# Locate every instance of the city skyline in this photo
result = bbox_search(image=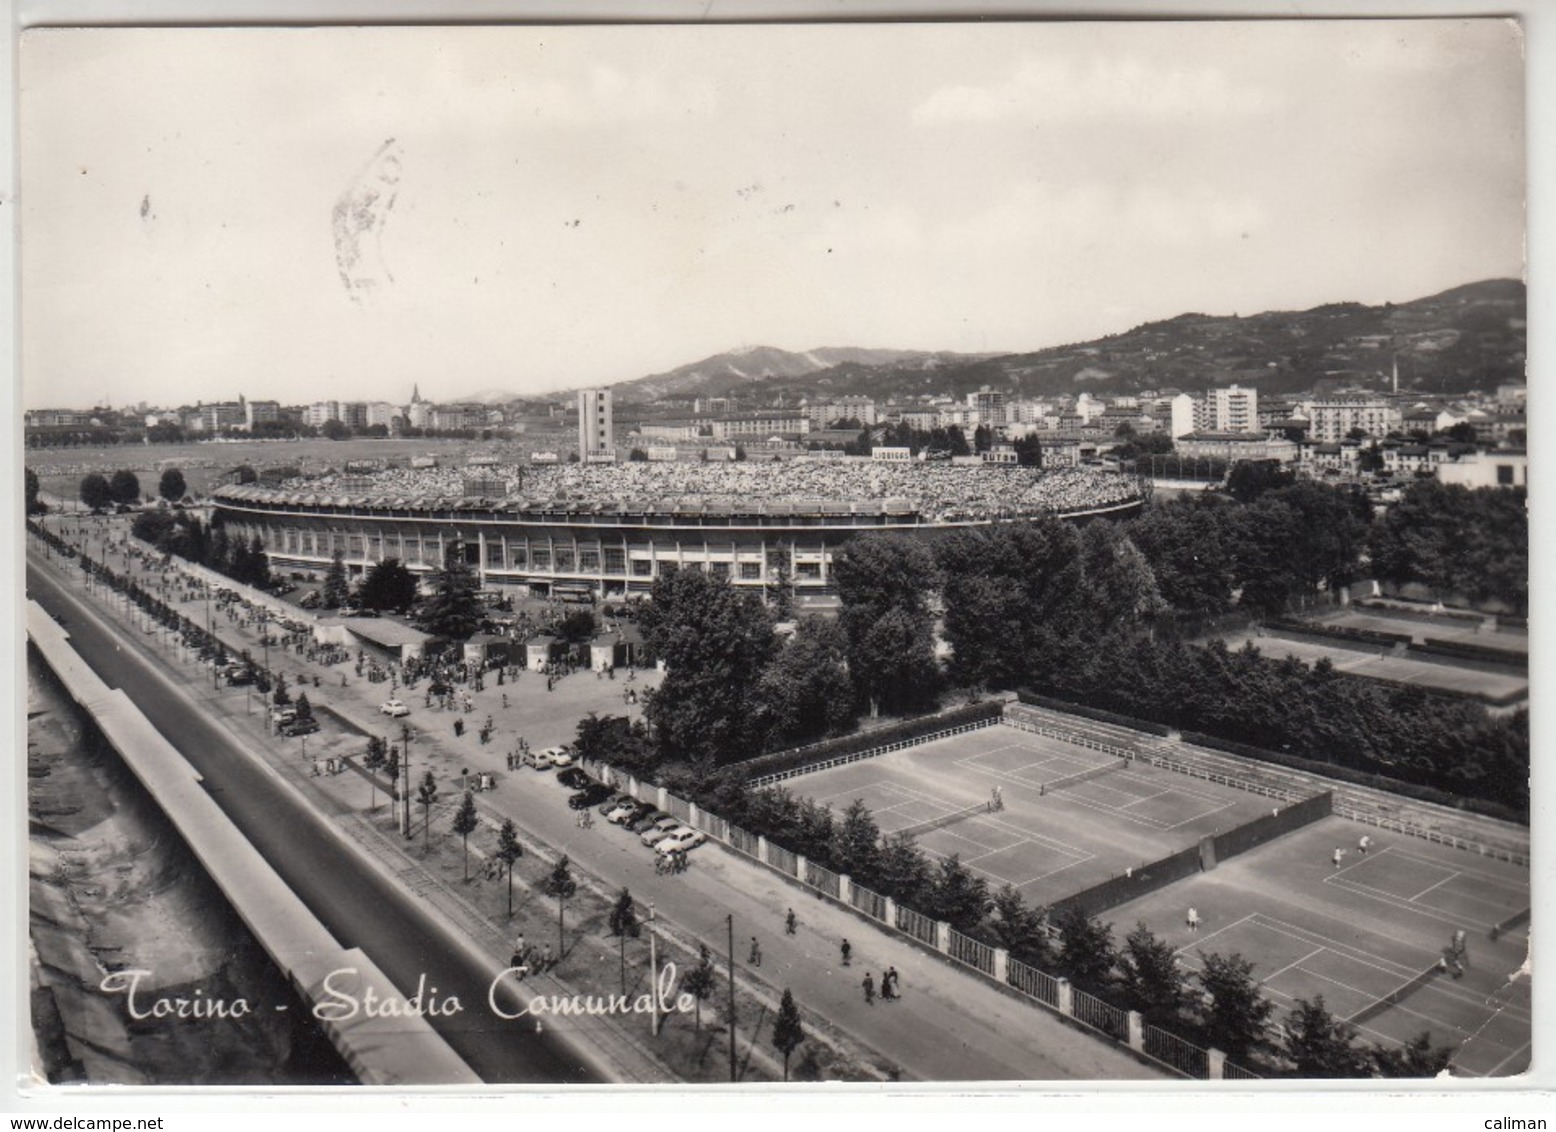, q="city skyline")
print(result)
[21,20,1524,411]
